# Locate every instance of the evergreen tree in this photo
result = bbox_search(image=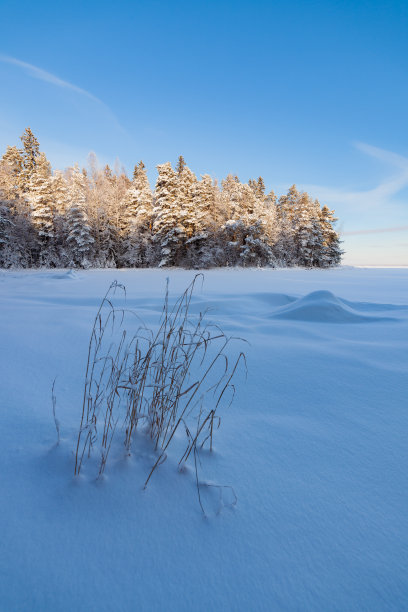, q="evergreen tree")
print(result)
[221,174,245,221]
[52,171,70,215]
[51,171,71,264]
[319,204,343,267]
[274,185,300,265]
[104,164,114,183]
[184,174,217,267]
[120,161,153,266]
[28,152,55,263]
[175,162,197,260]
[177,164,197,210]
[176,155,186,175]
[133,160,145,181]
[239,220,274,267]
[66,205,94,267]
[0,146,24,199]
[248,178,257,194]
[65,165,94,267]
[239,184,275,267]
[20,127,40,187]
[153,162,183,267]
[294,192,323,267]
[257,176,265,197]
